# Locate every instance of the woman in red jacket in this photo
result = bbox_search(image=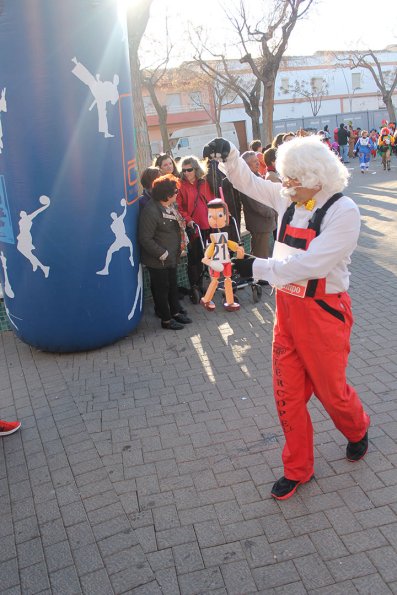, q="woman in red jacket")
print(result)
[177,156,214,303]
